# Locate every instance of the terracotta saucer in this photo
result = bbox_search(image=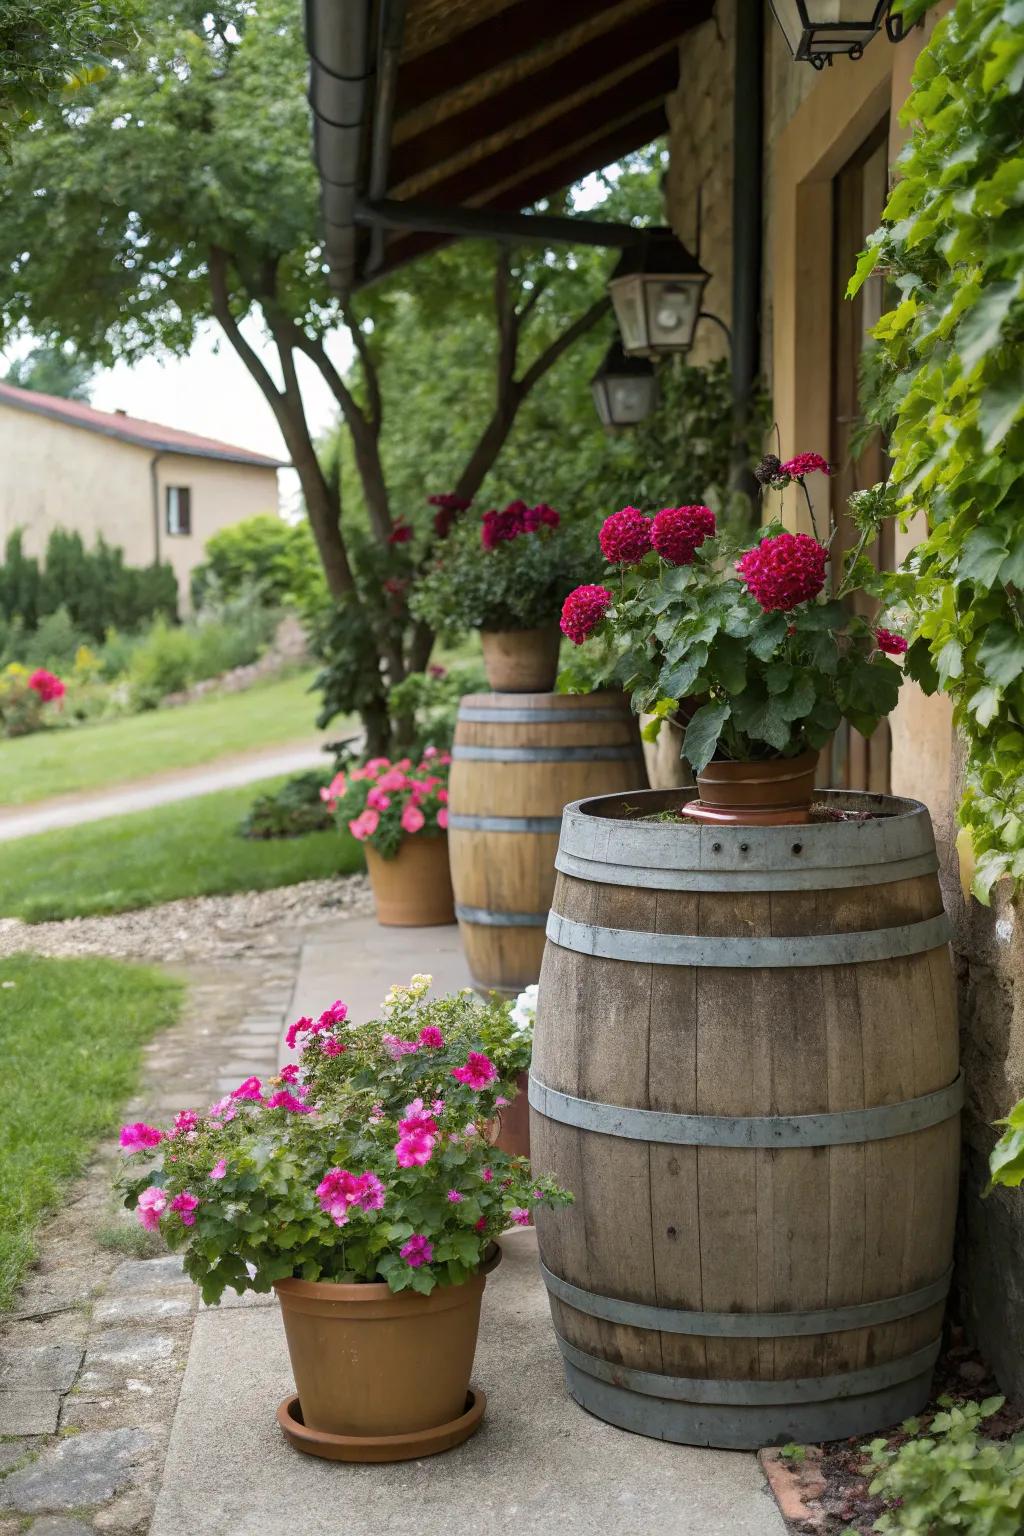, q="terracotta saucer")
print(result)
[678,801,813,826]
[276,1388,487,1462]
